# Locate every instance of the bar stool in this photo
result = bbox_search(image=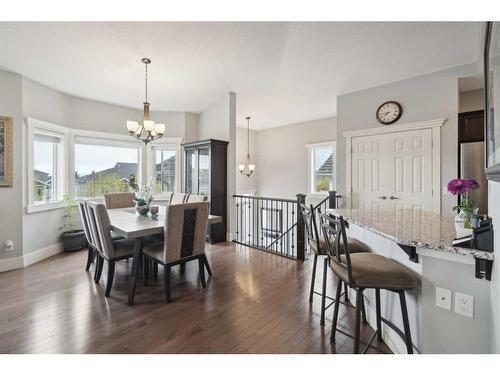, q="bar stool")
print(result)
[320,213,419,354]
[300,204,370,325]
